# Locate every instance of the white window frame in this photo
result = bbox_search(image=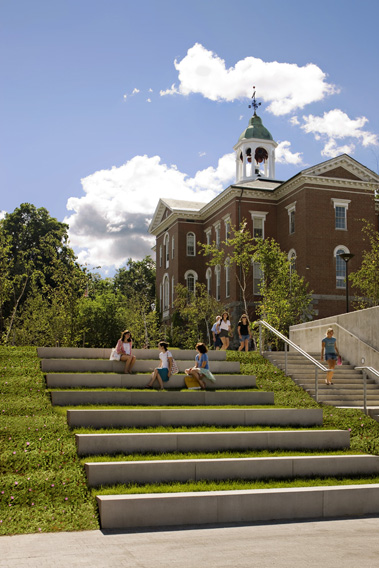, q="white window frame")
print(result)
[332,198,351,230]
[288,249,297,273]
[163,233,169,268]
[171,236,175,259]
[214,222,221,248]
[285,202,296,235]
[215,265,221,301]
[223,215,231,242]
[171,276,175,307]
[159,245,162,268]
[334,245,350,289]
[206,267,212,295]
[205,228,212,246]
[225,258,230,298]
[162,274,170,311]
[250,211,268,239]
[186,232,196,256]
[184,270,198,294]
